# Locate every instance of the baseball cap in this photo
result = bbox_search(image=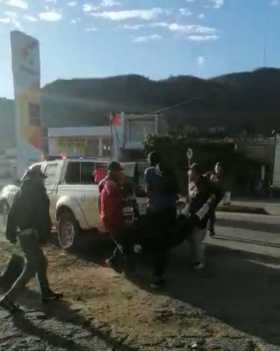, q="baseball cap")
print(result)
[108,161,123,172]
